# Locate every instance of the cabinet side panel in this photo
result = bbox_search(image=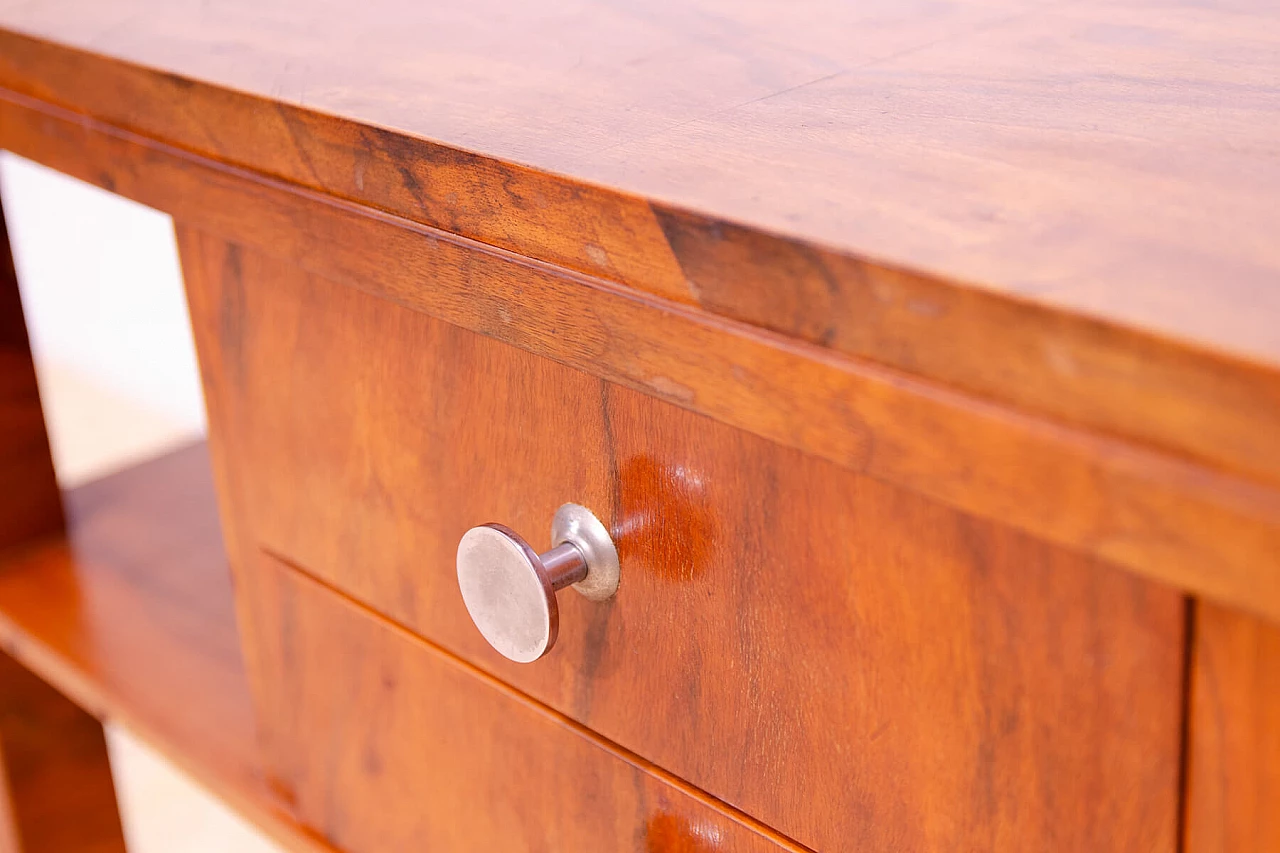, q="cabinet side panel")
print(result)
[1185,602,1280,853]
[0,192,61,550]
[173,224,277,738]
[0,653,127,853]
